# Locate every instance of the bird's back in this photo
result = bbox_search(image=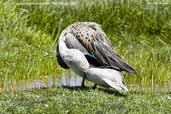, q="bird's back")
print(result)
[57,22,136,74]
